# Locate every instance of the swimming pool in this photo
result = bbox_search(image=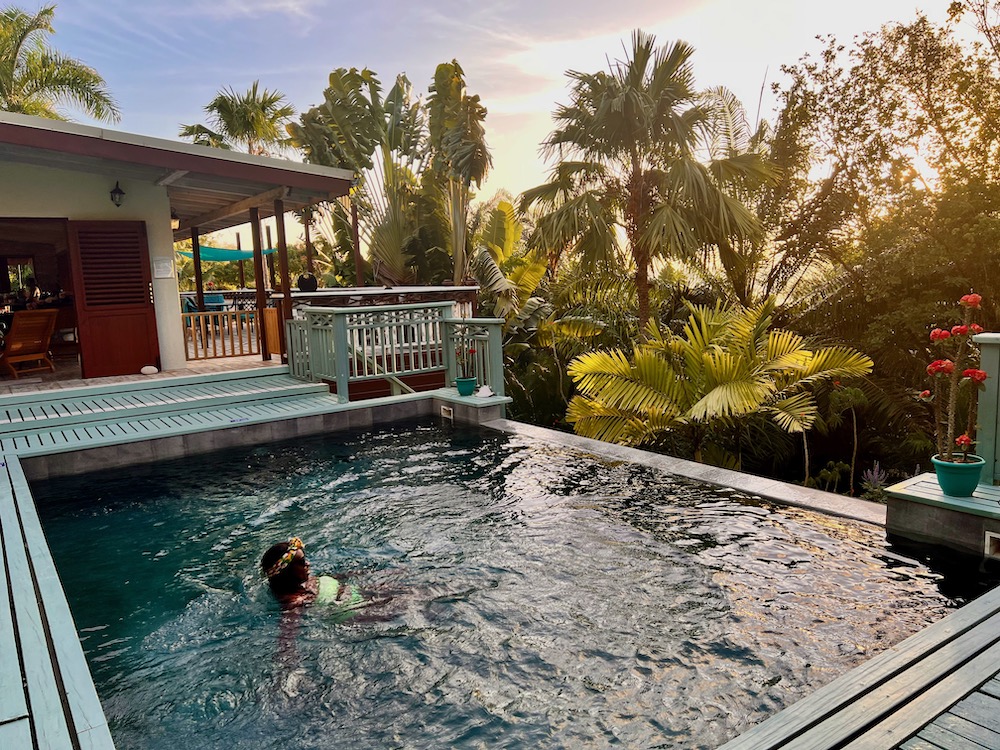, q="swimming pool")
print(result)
[35,421,955,749]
